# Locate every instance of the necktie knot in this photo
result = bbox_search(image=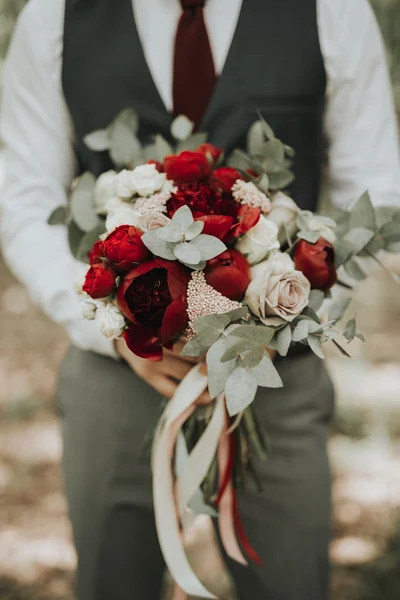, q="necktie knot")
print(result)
[181,0,205,9]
